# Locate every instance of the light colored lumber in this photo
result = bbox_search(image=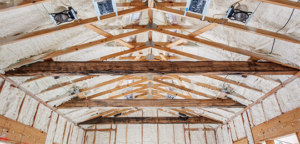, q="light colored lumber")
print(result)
[152,28,299,69]
[104,108,132,117]
[87,79,148,99]
[166,23,218,48]
[108,86,148,99]
[57,99,245,108]
[256,0,300,10]
[0,0,51,12]
[84,24,135,48]
[0,6,148,46]
[153,6,300,45]
[233,137,249,144]
[153,46,212,61]
[153,86,192,99]
[252,105,300,142]
[2,29,149,71]
[152,79,216,99]
[0,115,47,143]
